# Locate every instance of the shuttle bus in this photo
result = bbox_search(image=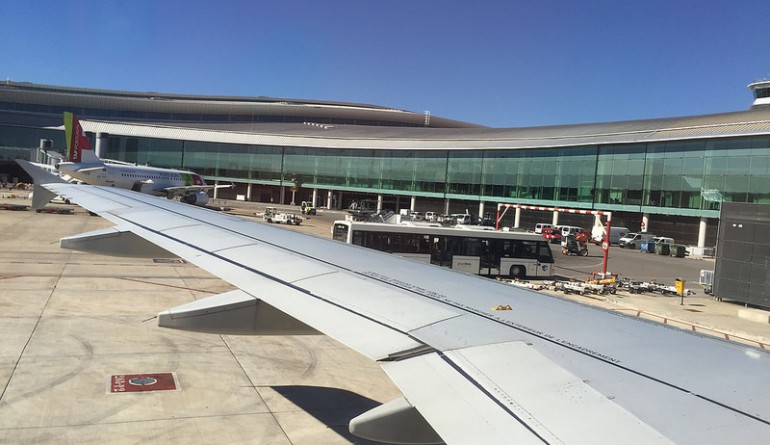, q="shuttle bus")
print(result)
[331,221,554,278]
